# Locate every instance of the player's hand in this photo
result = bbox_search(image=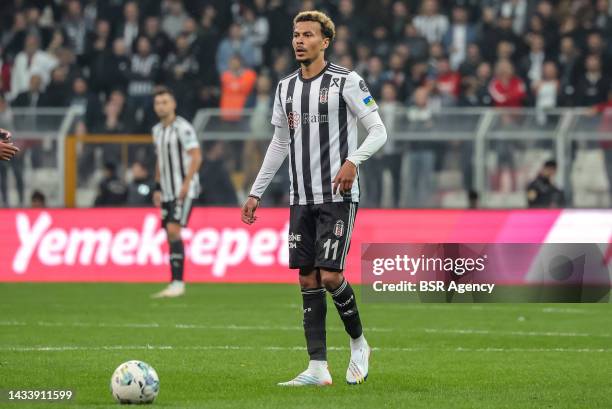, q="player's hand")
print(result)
[241,196,259,225]
[0,141,19,161]
[153,190,161,207]
[333,160,357,195]
[178,182,189,202]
